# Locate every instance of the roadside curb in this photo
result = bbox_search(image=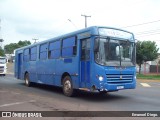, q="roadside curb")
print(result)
[137,79,160,82]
